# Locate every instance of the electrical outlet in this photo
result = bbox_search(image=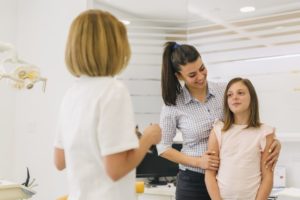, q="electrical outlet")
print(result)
[274,166,286,188]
